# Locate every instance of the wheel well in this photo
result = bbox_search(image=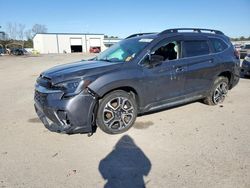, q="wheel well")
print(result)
[218,71,233,88]
[100,86,140,106]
